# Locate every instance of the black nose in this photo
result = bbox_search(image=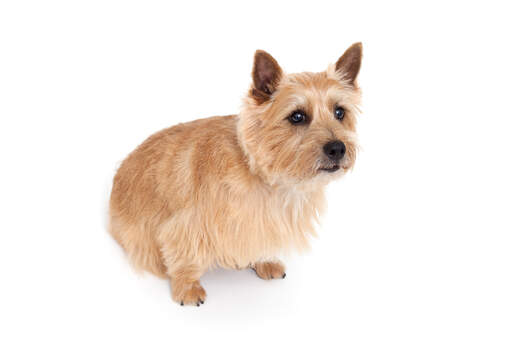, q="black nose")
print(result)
[323,140,346,162]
